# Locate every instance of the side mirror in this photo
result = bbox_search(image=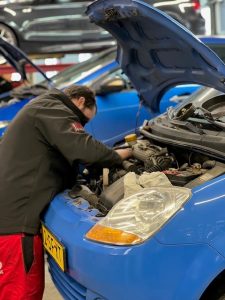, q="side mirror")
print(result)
[95,76,126,95]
